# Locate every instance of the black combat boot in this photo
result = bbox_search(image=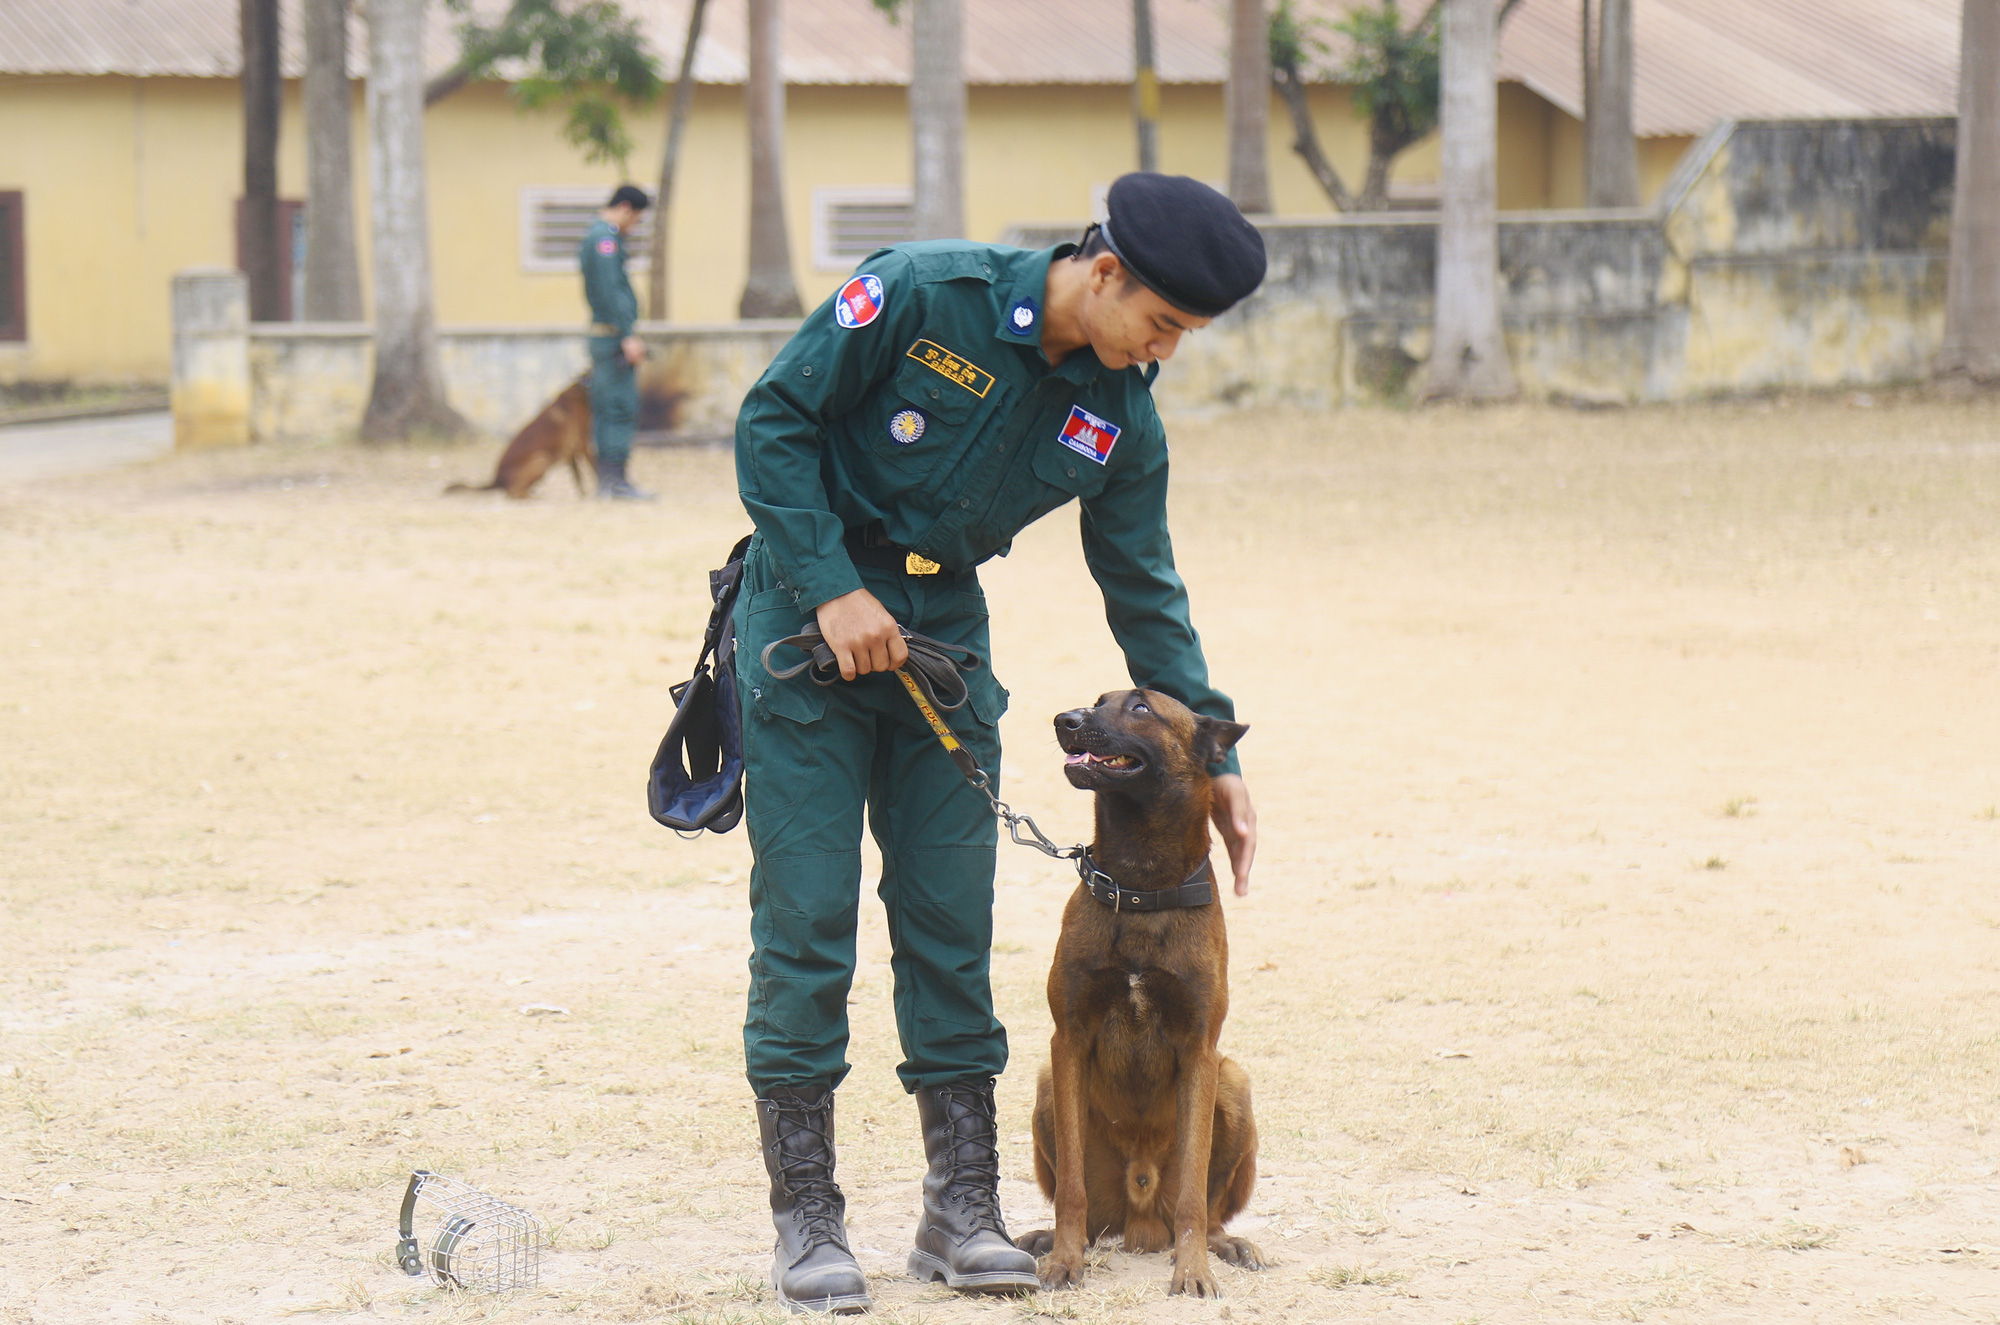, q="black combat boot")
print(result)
[594,453,656,500]
[756,1085,872,1315]
[907,1077,1039,1294]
